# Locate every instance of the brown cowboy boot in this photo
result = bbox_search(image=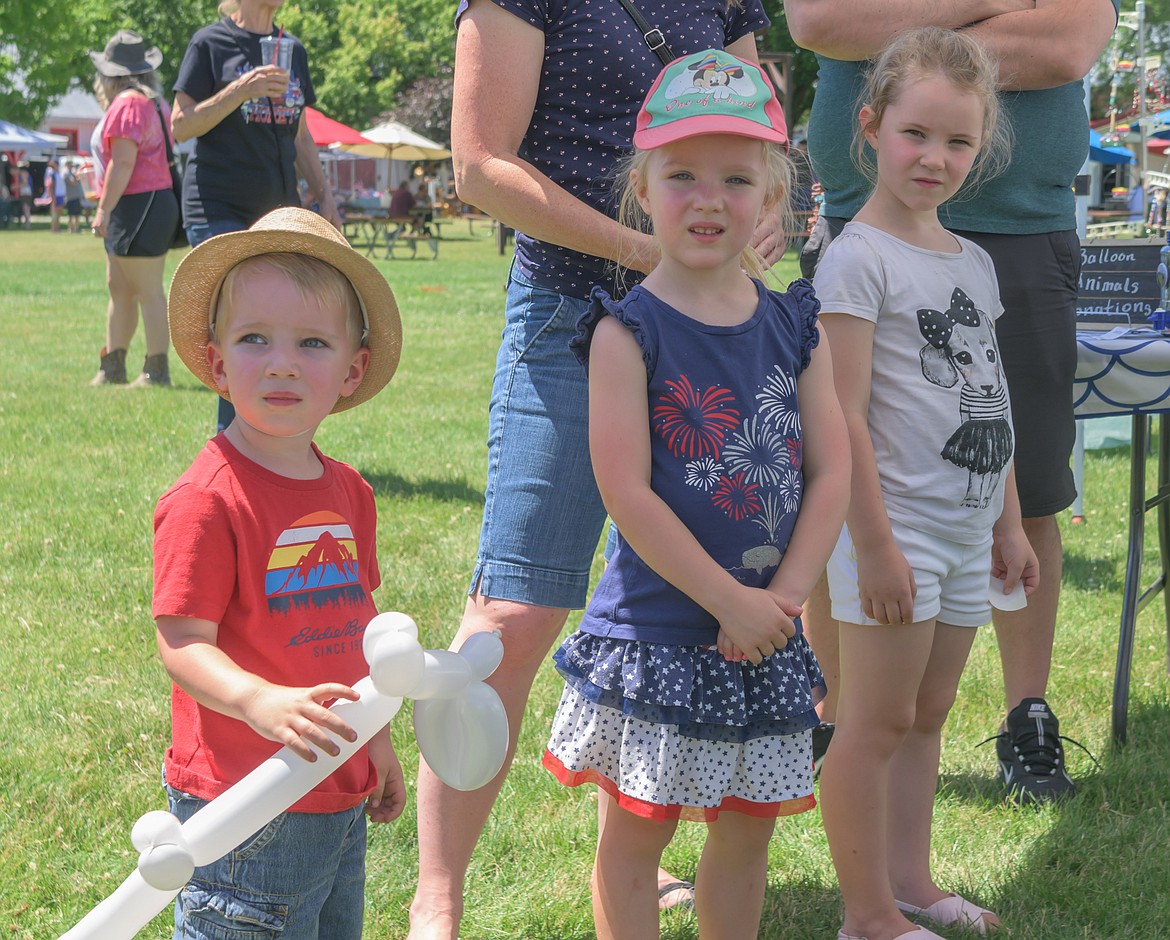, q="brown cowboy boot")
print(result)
[90,347,127,386]
[129,353,171,387]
